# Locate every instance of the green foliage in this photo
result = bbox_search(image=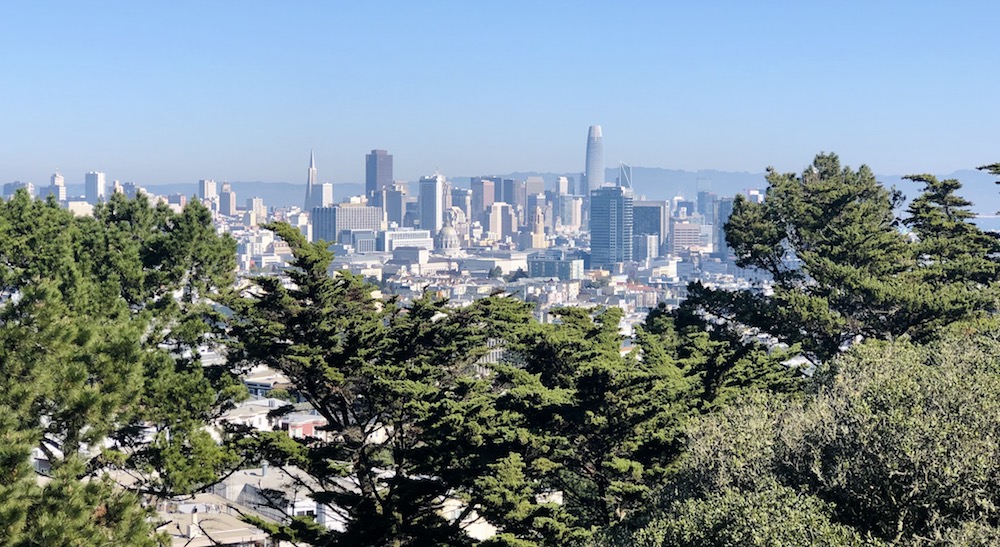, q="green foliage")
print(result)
[685,153,1000,363]
[779,335,1000,543]
[483,305,698,536]
[20,459,166,547]
[504,267,528,283]
[686,154,912,361]
[227,223,709,545]
[0,191,241,542]
[620,330,1000,546]
[228,222,519,545]
[631,483,879,547]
